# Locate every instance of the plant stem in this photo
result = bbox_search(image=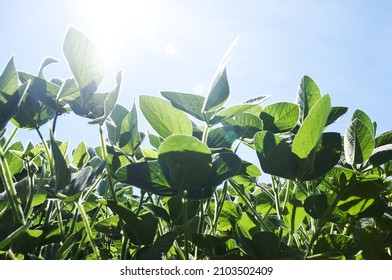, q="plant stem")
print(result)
[75,200,101,259]
[182,196,189,260]
[99,124,117,202]
[0,145,25,223]
[3,126,19,152]
[35,127,54,174]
